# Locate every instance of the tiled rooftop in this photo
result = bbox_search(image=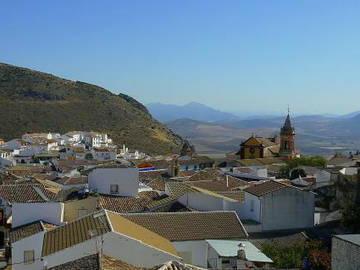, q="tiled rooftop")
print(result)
[121,211,248,241]
[244,180,294,197]
[0,184,57,203]
[42,211,111,256]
